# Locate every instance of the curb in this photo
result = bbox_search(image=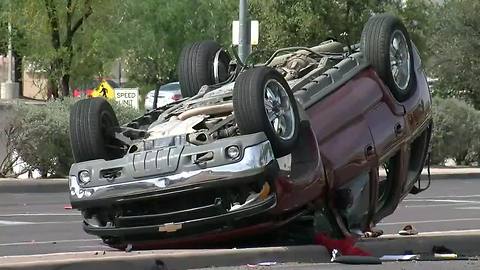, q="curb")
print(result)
[359,229,480,257]
[1,231,479,270]
[0,246,330,270]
